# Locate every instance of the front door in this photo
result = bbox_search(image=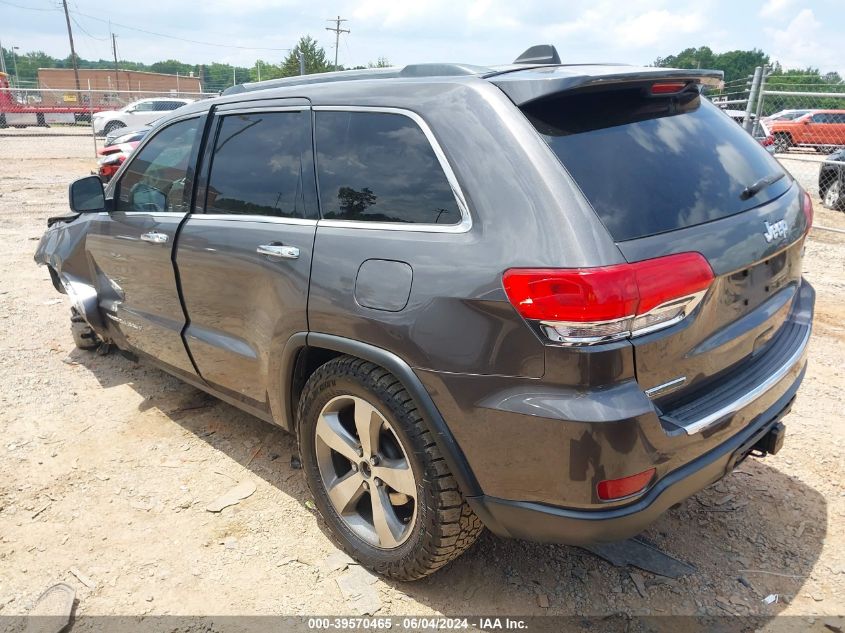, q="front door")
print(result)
[85,115,203,375]
[176,103,317,414]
